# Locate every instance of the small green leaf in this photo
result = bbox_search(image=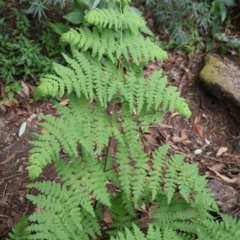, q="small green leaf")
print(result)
[75,0,92,9]
[206,39,215,52]
[63,11,84,24]
[91,0,100,9]
[0,18,5,24]
[227,39,240,48]
[49,23,70,35]
[220,4,227,22]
